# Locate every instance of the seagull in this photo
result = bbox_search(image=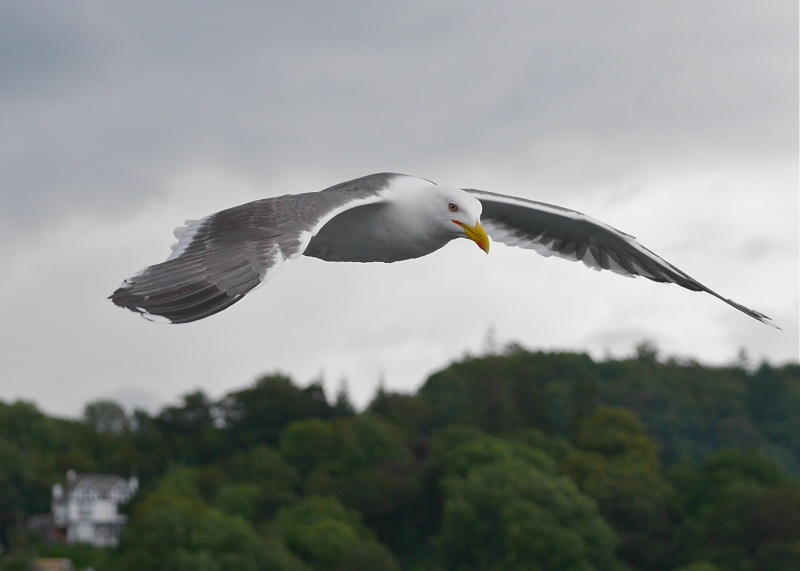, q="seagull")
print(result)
[110,172,776,327]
